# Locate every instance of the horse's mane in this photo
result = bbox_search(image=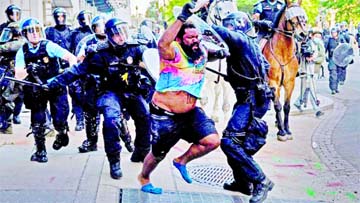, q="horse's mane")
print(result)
[273,5,287,28]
